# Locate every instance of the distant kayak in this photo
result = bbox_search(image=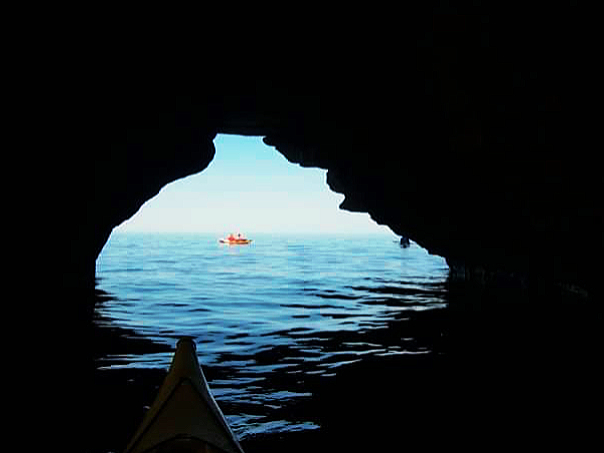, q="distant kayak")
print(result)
[124,338,245,453]
[219,238,252,245]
